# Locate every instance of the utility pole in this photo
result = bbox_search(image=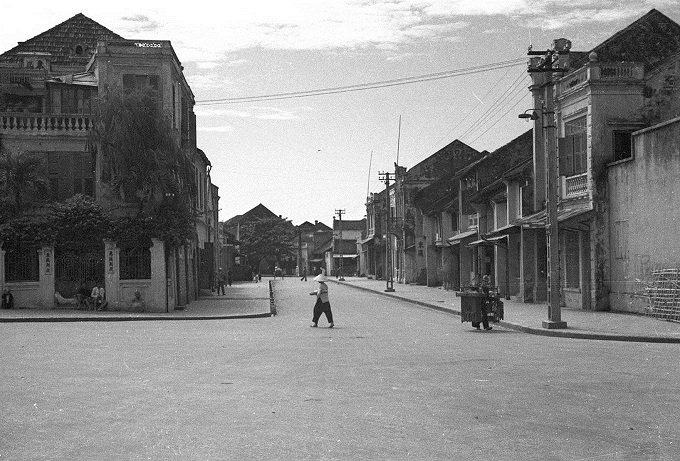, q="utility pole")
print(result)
[379,171,396,292]
[528,39,570,329]
[297,227,302,277]
[334,209,346,281]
